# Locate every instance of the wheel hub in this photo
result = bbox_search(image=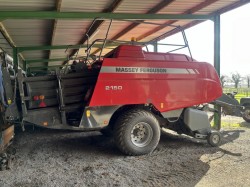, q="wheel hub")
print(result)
[131,122,153,147]
[212,134,220,144]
